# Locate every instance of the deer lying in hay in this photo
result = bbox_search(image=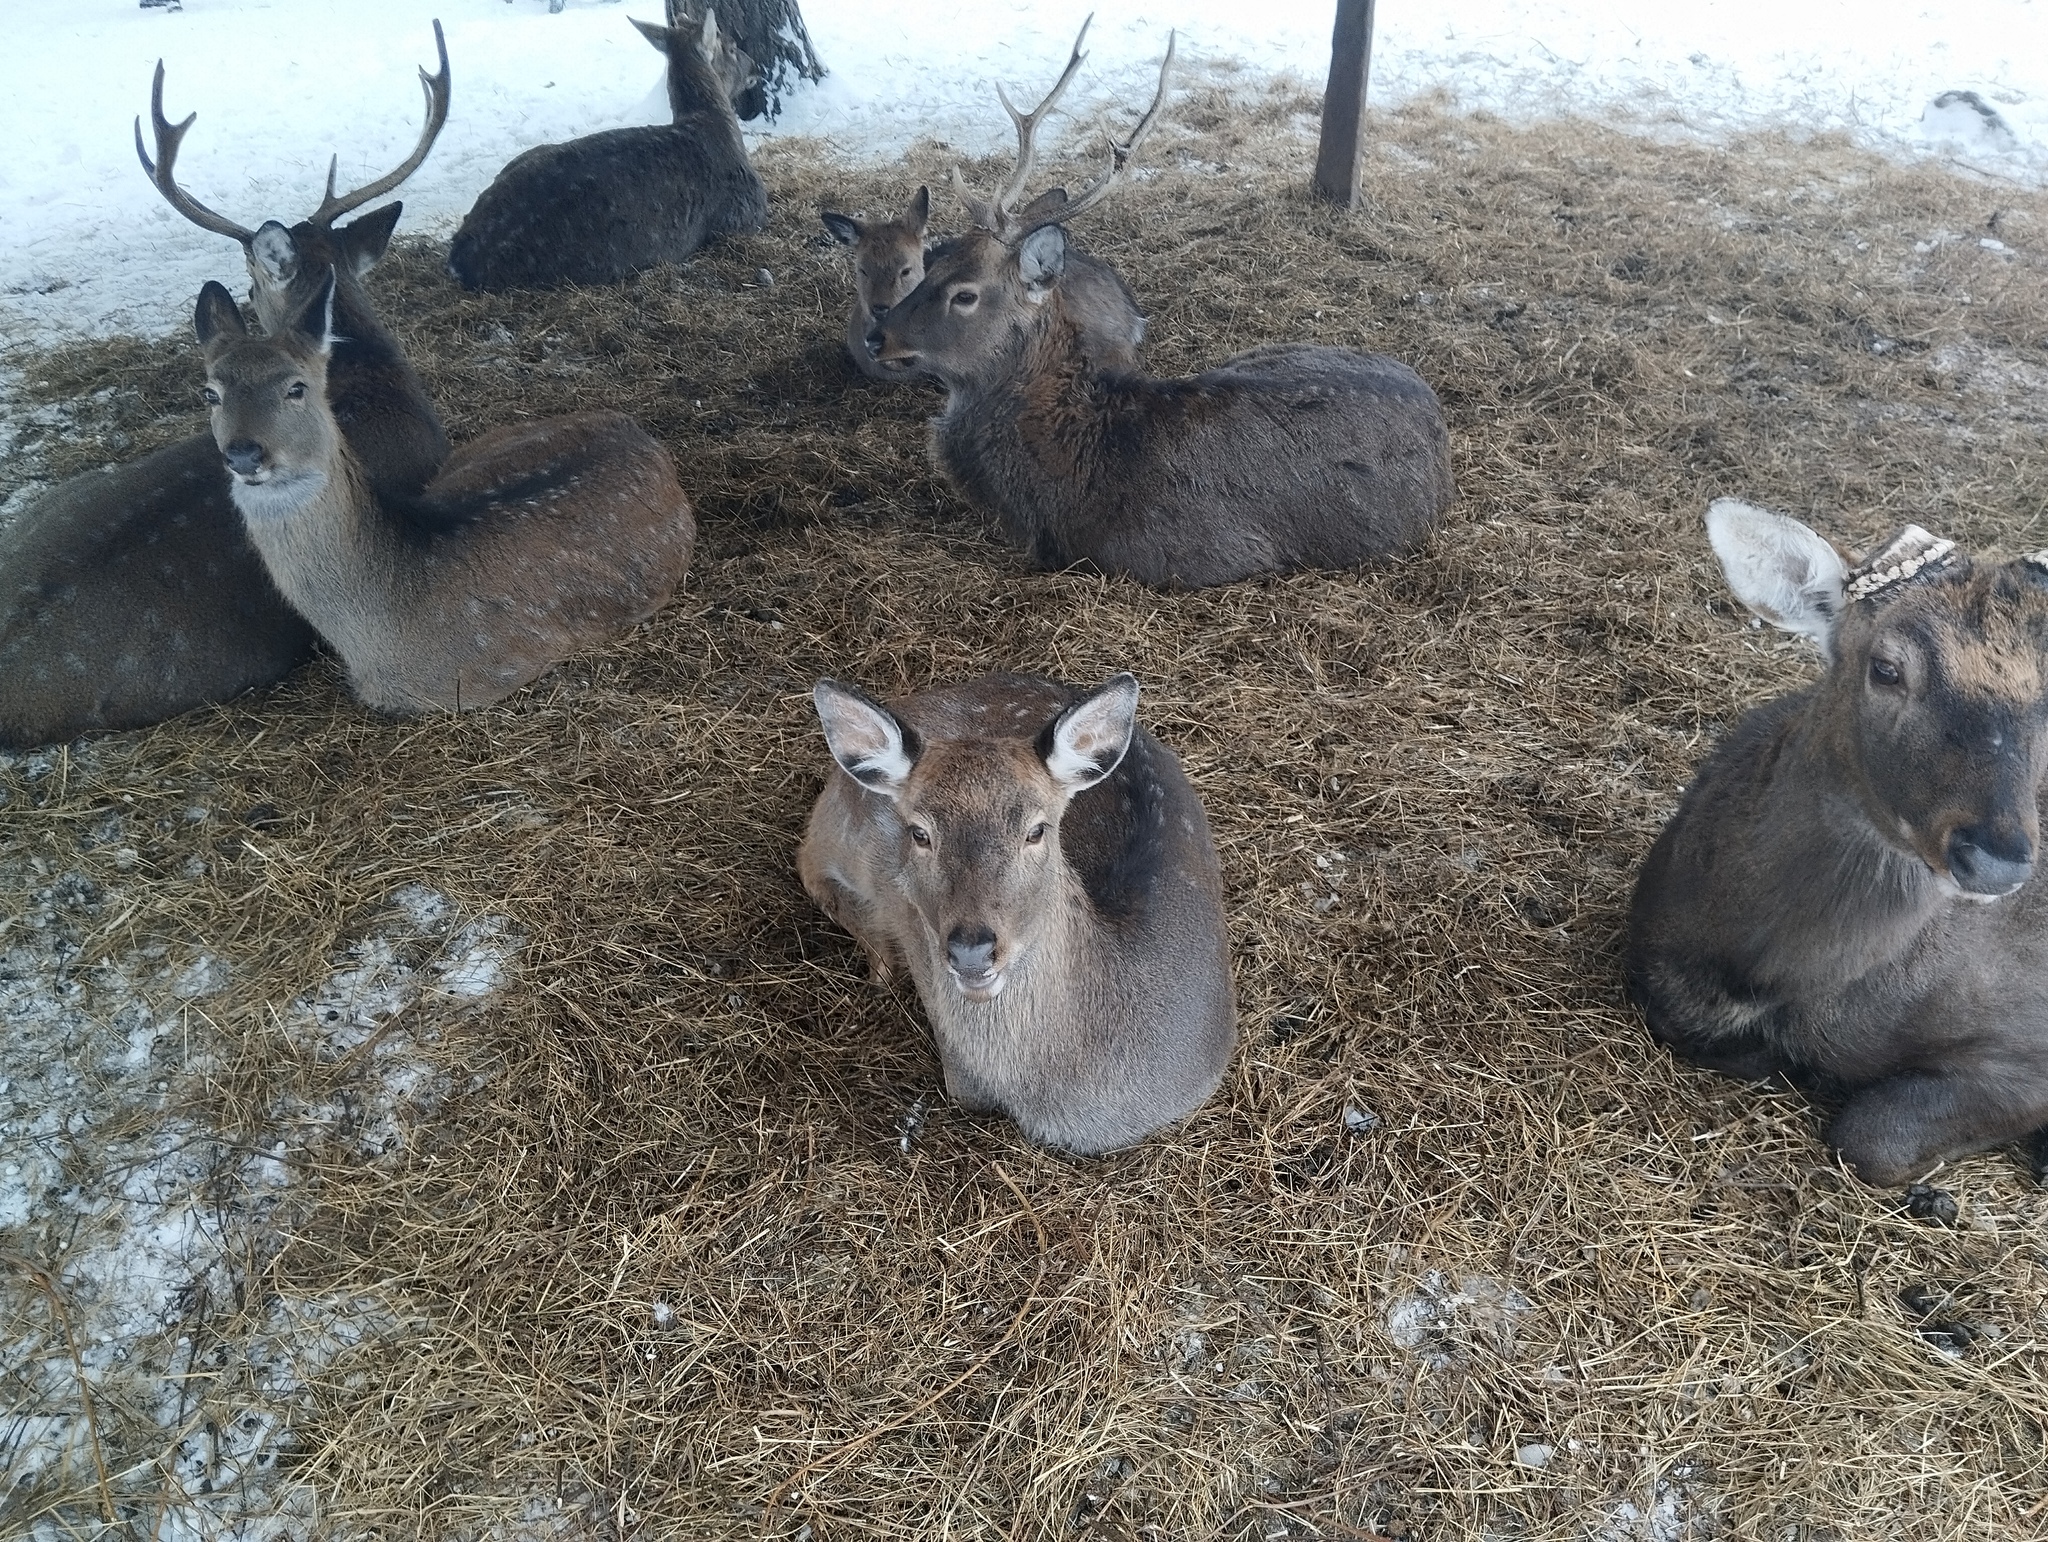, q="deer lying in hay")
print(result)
[195,273,694,714]
[873,35,1454,588]
[448,9,767,291]
[798,671,1235,1153]
[0,27,452,750]
[821,19,1148,383]
[1629,500,2048,1186]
